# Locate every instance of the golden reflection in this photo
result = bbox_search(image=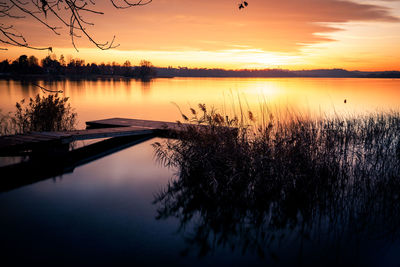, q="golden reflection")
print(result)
[1,78,400,129]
